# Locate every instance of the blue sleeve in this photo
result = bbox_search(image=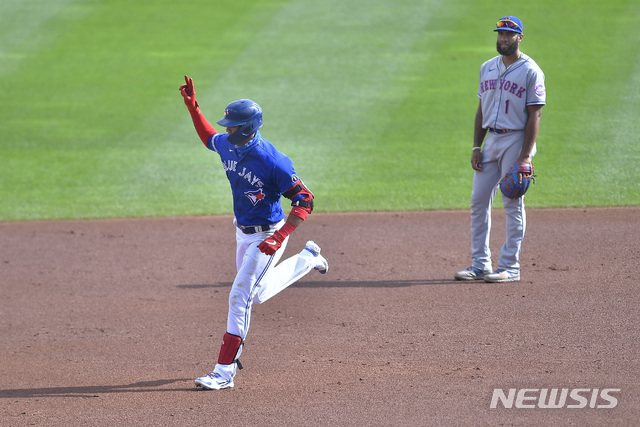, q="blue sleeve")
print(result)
[273,155,300,196]
[207,133,225,153]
